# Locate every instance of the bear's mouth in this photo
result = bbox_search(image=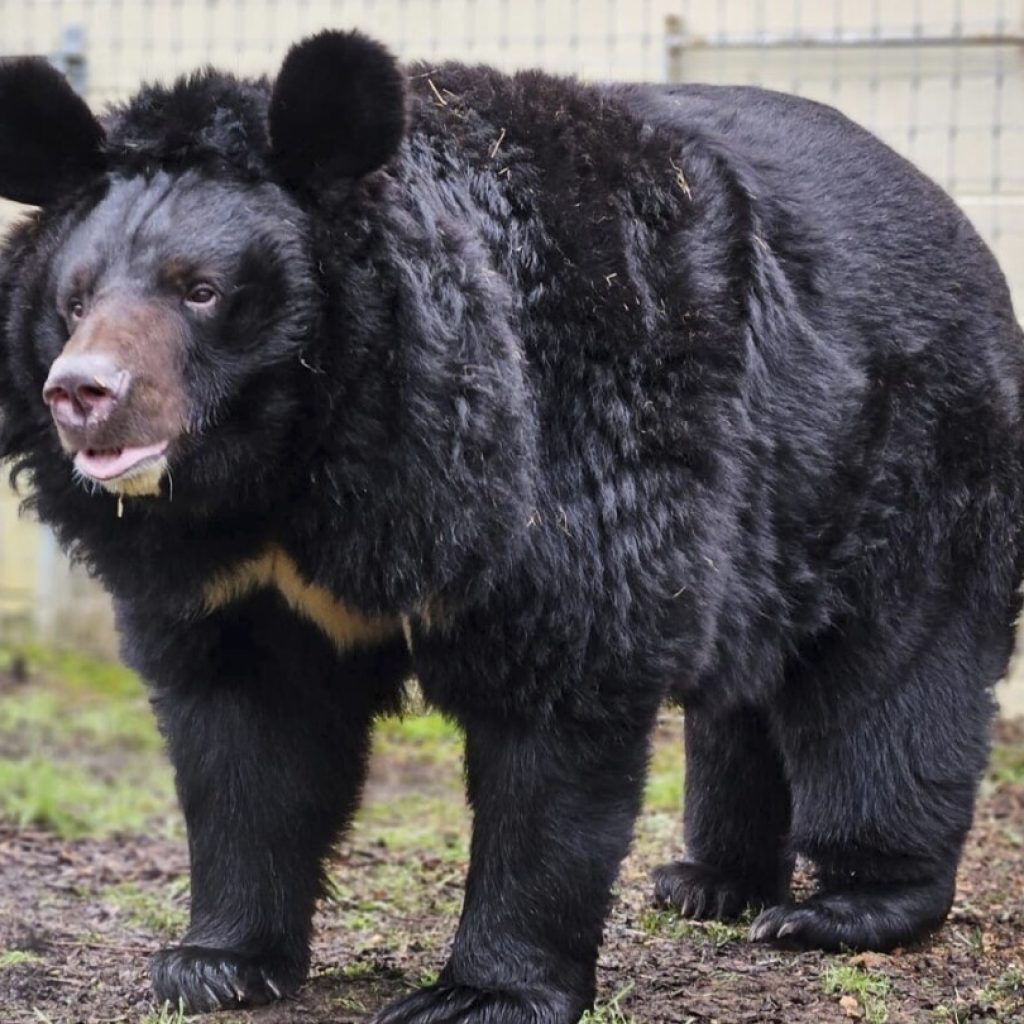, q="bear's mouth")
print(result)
[73,441,169,484]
